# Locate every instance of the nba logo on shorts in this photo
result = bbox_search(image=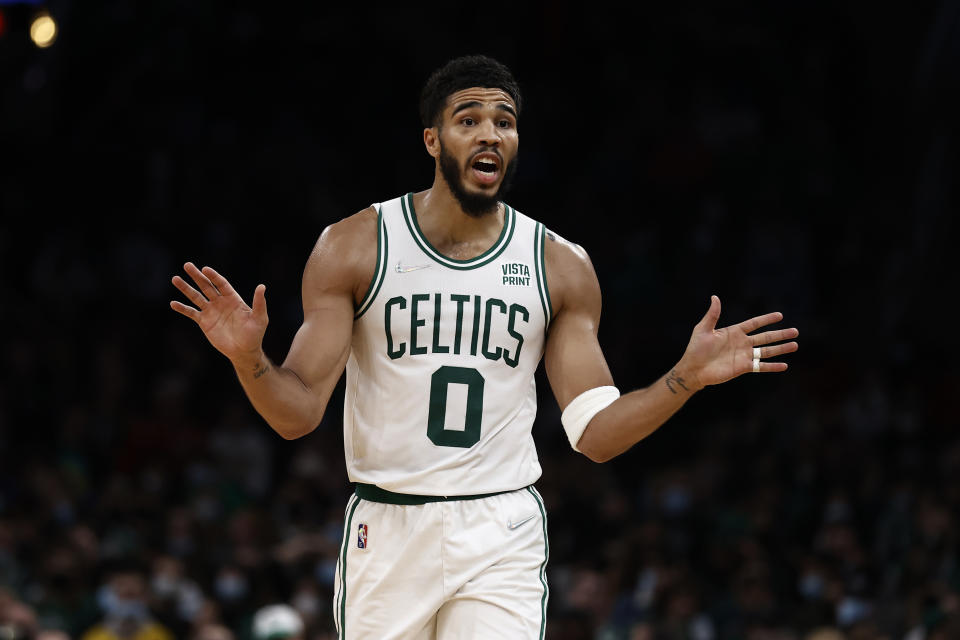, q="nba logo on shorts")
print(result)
[358,523,368,549]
